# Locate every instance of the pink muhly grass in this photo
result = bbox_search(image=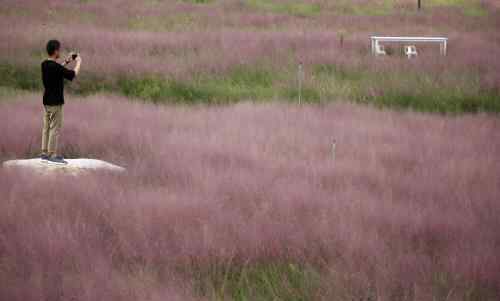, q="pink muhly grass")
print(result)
[0,0,499,90]
[1,93,499,299]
